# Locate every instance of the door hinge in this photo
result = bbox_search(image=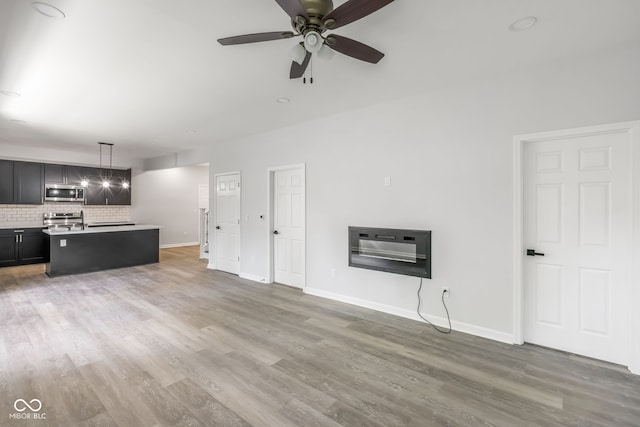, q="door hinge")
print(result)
[238,219,240,224]
[237,256,240,261]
